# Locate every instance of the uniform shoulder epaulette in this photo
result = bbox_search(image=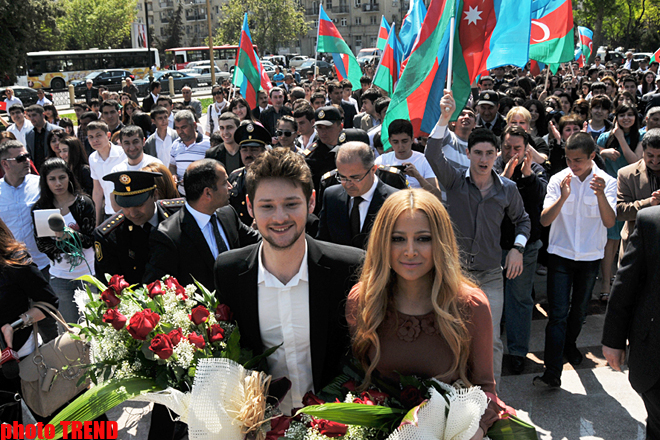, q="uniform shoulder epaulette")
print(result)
[97,212,125,236]
[321,169,337,182]
[302,142,319,157]
[377,165,403,175]
[158,198,186,218]
[229,167,245,181]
